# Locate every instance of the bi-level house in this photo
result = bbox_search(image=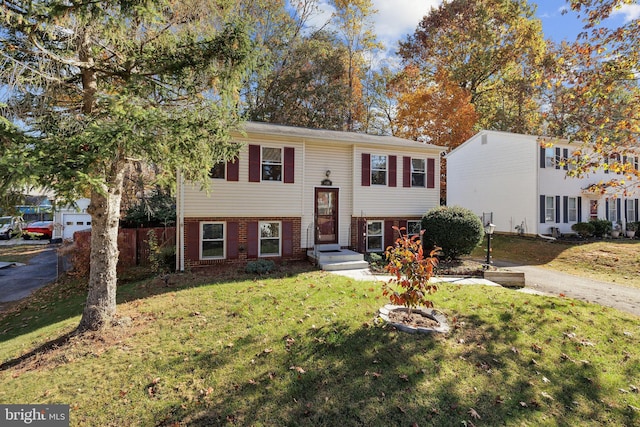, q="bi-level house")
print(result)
[175,122,446,270]
[446,130,640,236]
